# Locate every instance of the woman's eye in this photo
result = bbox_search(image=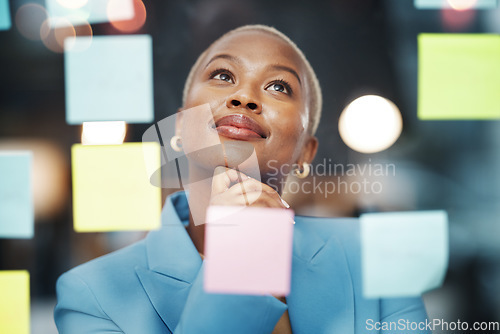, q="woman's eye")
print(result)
[213,73,233,83]
[271,83,286,93]
[267,81,291,95]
